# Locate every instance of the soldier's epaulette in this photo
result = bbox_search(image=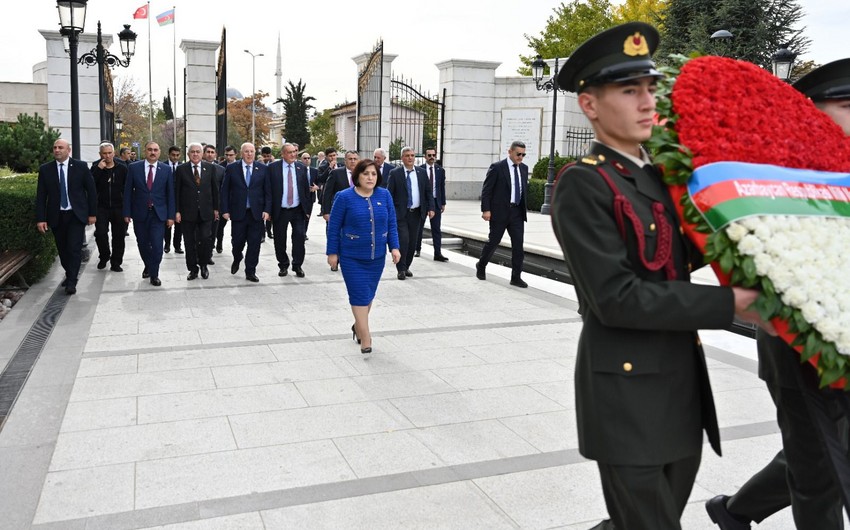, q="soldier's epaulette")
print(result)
[580,155,600,166]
